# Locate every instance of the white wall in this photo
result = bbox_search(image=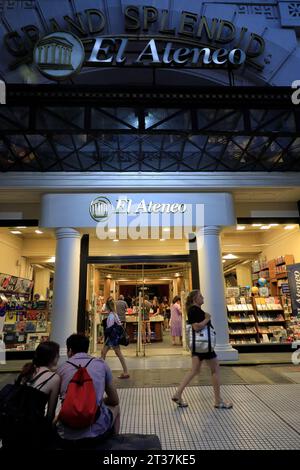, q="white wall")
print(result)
[260,228,300,263]
[0,232,32,278]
